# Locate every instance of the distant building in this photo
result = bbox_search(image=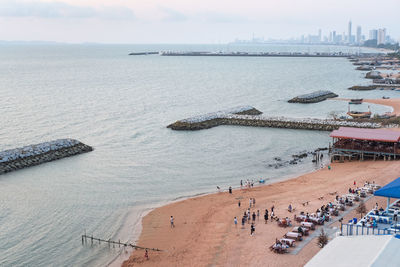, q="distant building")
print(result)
[356,26,362,44]
[369,29,378,40]
[377,28,386,45]
[348,20,352,43]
